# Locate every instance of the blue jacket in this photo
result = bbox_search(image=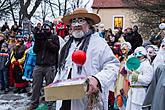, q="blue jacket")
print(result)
[24,46,36,68]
